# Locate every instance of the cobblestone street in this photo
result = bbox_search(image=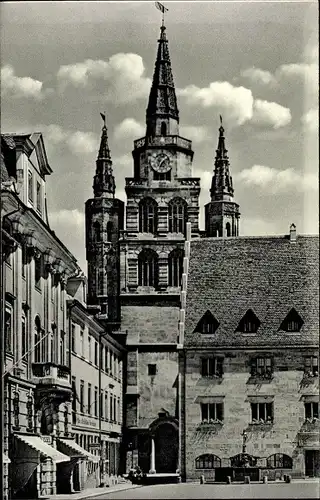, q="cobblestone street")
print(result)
[89,480,320,499]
